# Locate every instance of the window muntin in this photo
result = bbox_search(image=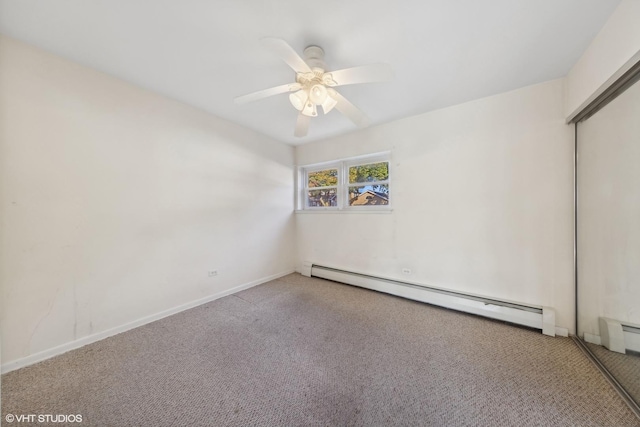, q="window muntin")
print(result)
[300,154,390,210]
